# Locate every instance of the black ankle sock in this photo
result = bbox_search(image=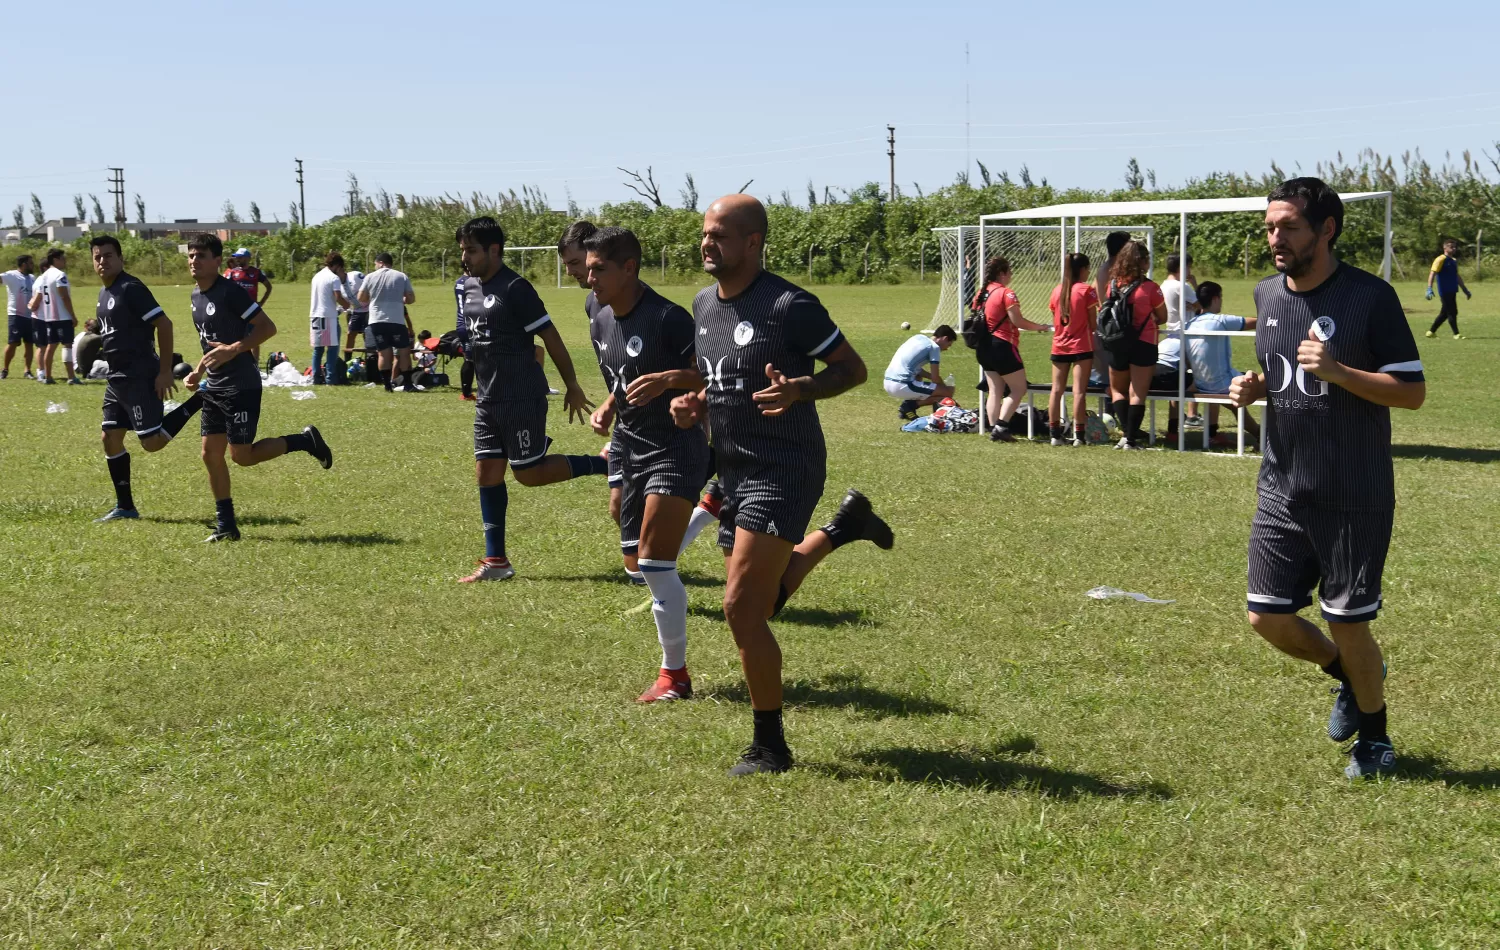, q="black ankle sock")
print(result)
[215,497,236,533]
[1322,657,1348,683]
[564,454,608,478]
[162,391,202,438]
[1127,403,1146,443]
[752,707,787,751]
[283,432,313,454]
[1074,423,1086,441]
[1049,424,1064,440]
[1111,398,1128,428]
[106,451,134,510]
[1358,704,1388,743]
